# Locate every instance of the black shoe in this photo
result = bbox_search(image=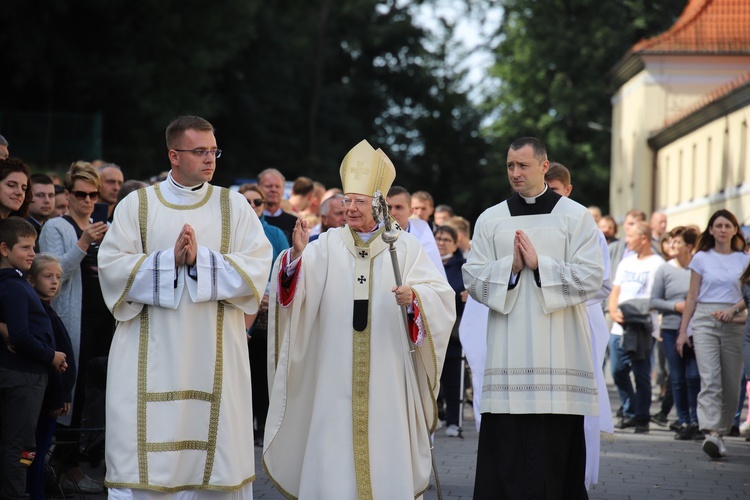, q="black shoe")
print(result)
[650,412,668,426]
[693,426,705,441]
[616,406,624,418]
[729,425,740,437]
[635,422,650,434]
[674,423,694,440]
[669,420,681,431]
[616,416,637,429]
